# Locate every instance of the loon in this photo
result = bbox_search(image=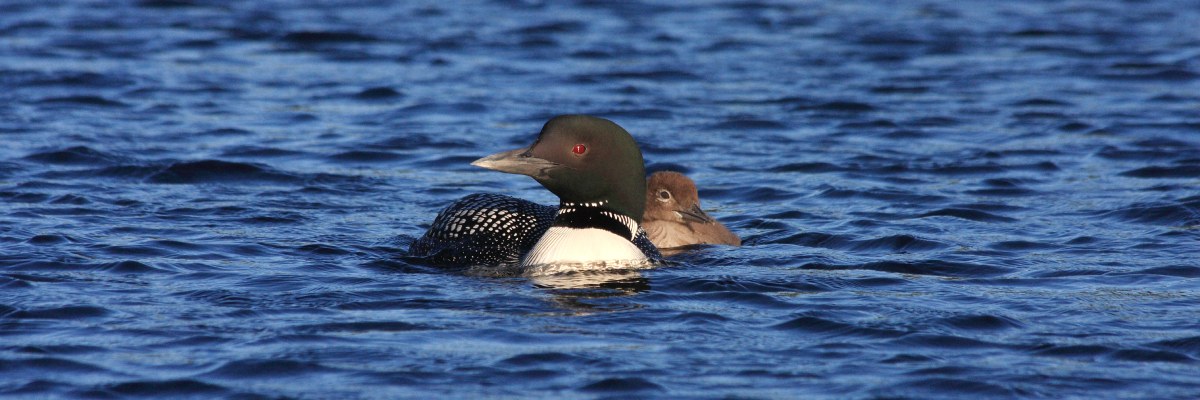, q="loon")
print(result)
[408,115,661,267]
[643,171,741,249]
